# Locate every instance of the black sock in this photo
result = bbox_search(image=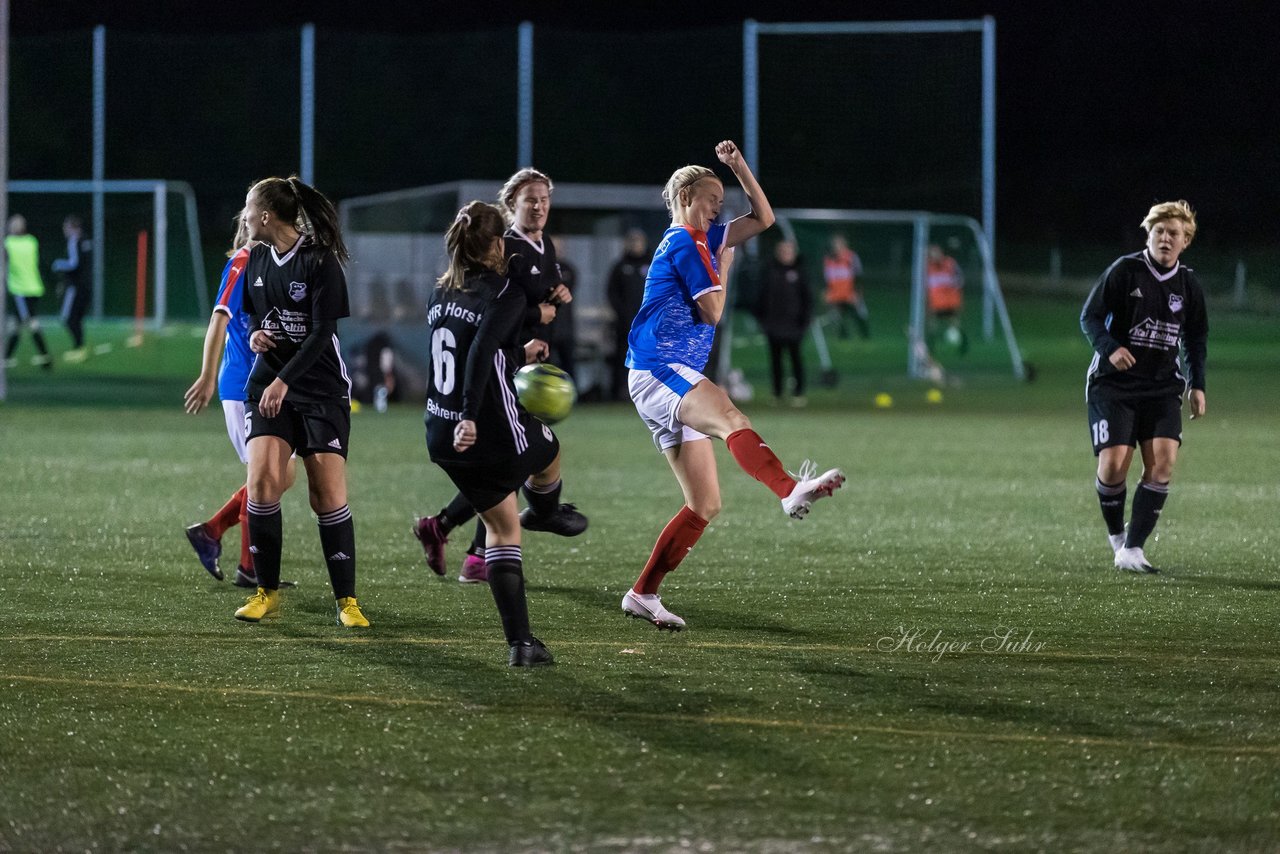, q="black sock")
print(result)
[246,499,282,591]
[438,492,475,536]
[522,478,563,517]
[1095,477,1127,536]
[486,545,531,644]
[32,329,49,357]
[1126,481,1169,550]
[5,332,17,358]
[469,519,488,555]
[317,505,356,599]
